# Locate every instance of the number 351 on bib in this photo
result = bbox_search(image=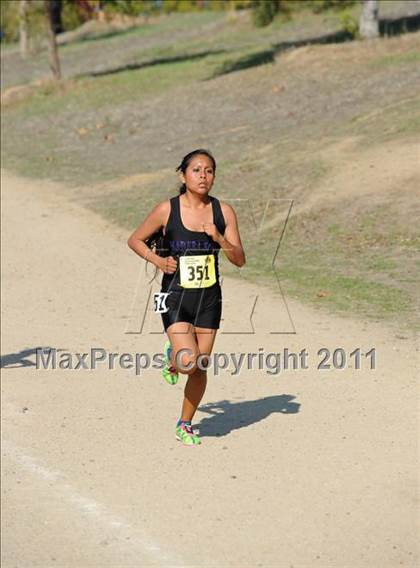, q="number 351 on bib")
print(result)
[179,254,216,289]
